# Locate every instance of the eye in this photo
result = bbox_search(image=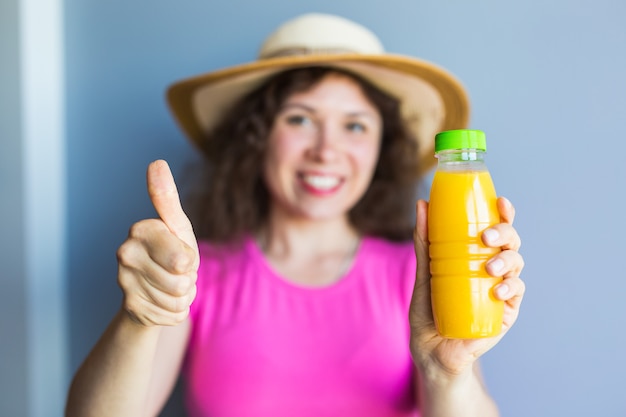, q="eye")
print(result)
[285,114,311,126]
[346,122,366,133]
